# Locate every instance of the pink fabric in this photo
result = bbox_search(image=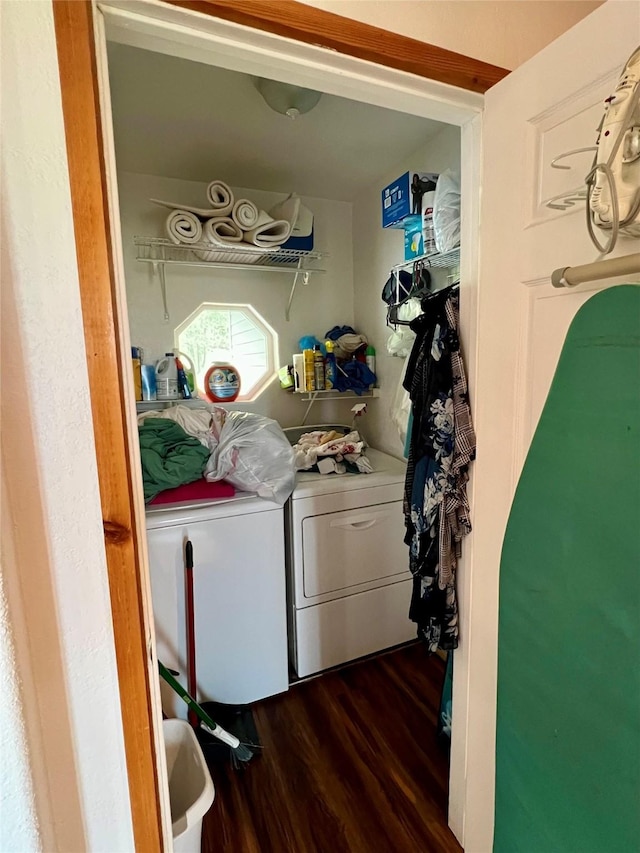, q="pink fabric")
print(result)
[149,478,235,505]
